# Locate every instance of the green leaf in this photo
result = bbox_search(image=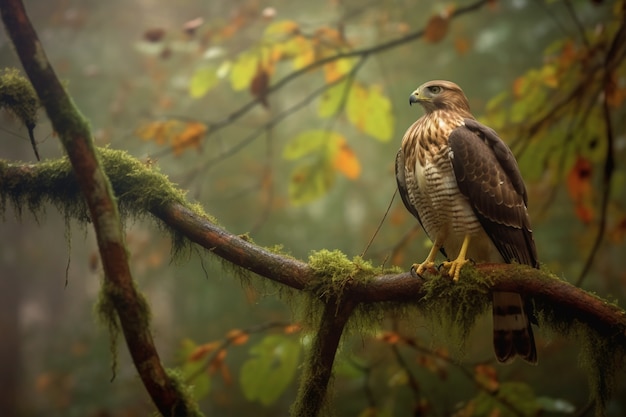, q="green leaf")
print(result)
[318,80,349,118]
[282,130,342,160]
[288,161,336,205]
[473,382,540,417]
[189,66,219,98]
[535,396,576,413]
[363,86,394,142]
[239,335,301,405]
[178,339,211,401]
[230,51,259,91]
[347,83,394,142]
